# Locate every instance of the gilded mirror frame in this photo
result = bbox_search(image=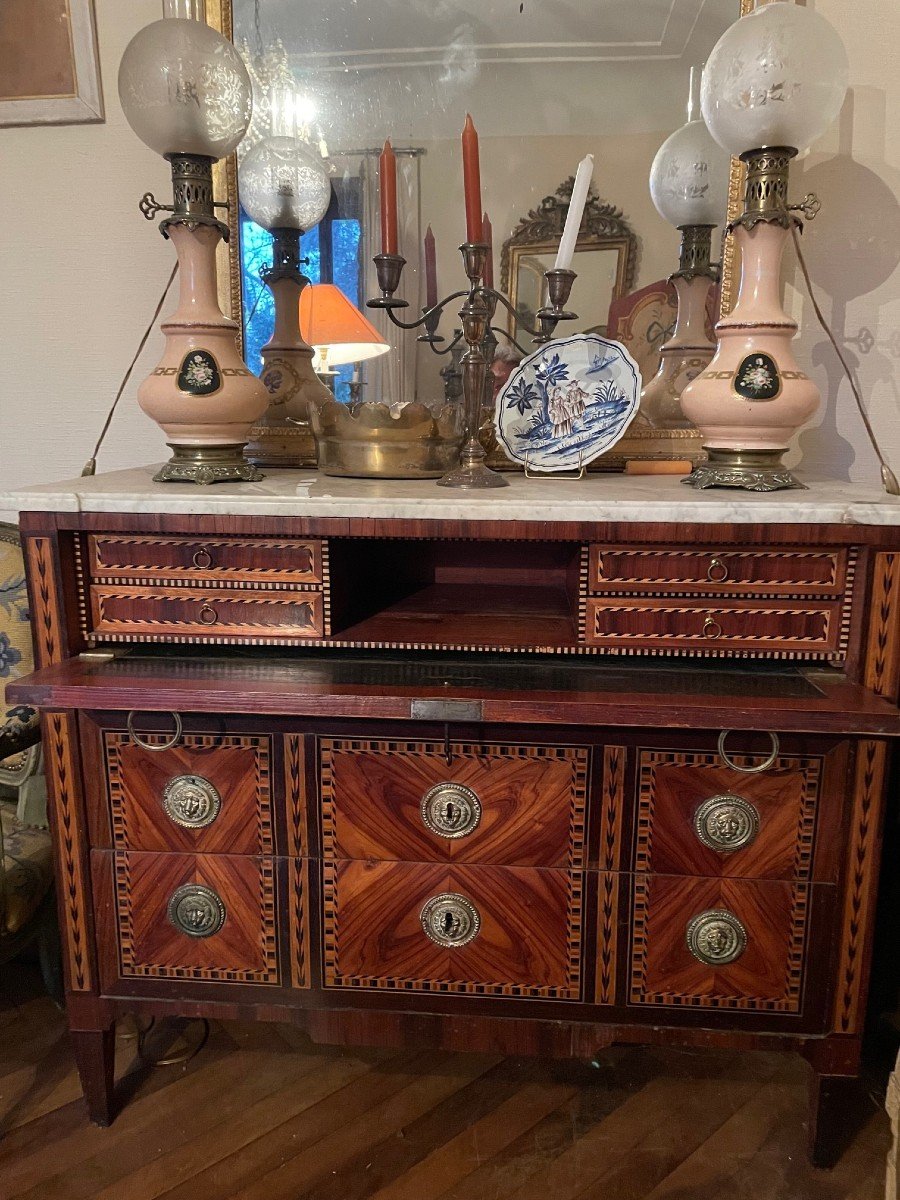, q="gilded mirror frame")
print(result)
[214,0,753,336]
